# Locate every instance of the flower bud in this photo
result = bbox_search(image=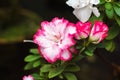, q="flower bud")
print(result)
[75,22,91,39]
[89,21,109,44]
